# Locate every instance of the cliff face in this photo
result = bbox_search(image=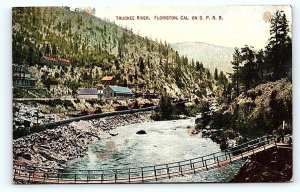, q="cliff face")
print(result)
[12,7,213,98]
[230,147,292,182]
